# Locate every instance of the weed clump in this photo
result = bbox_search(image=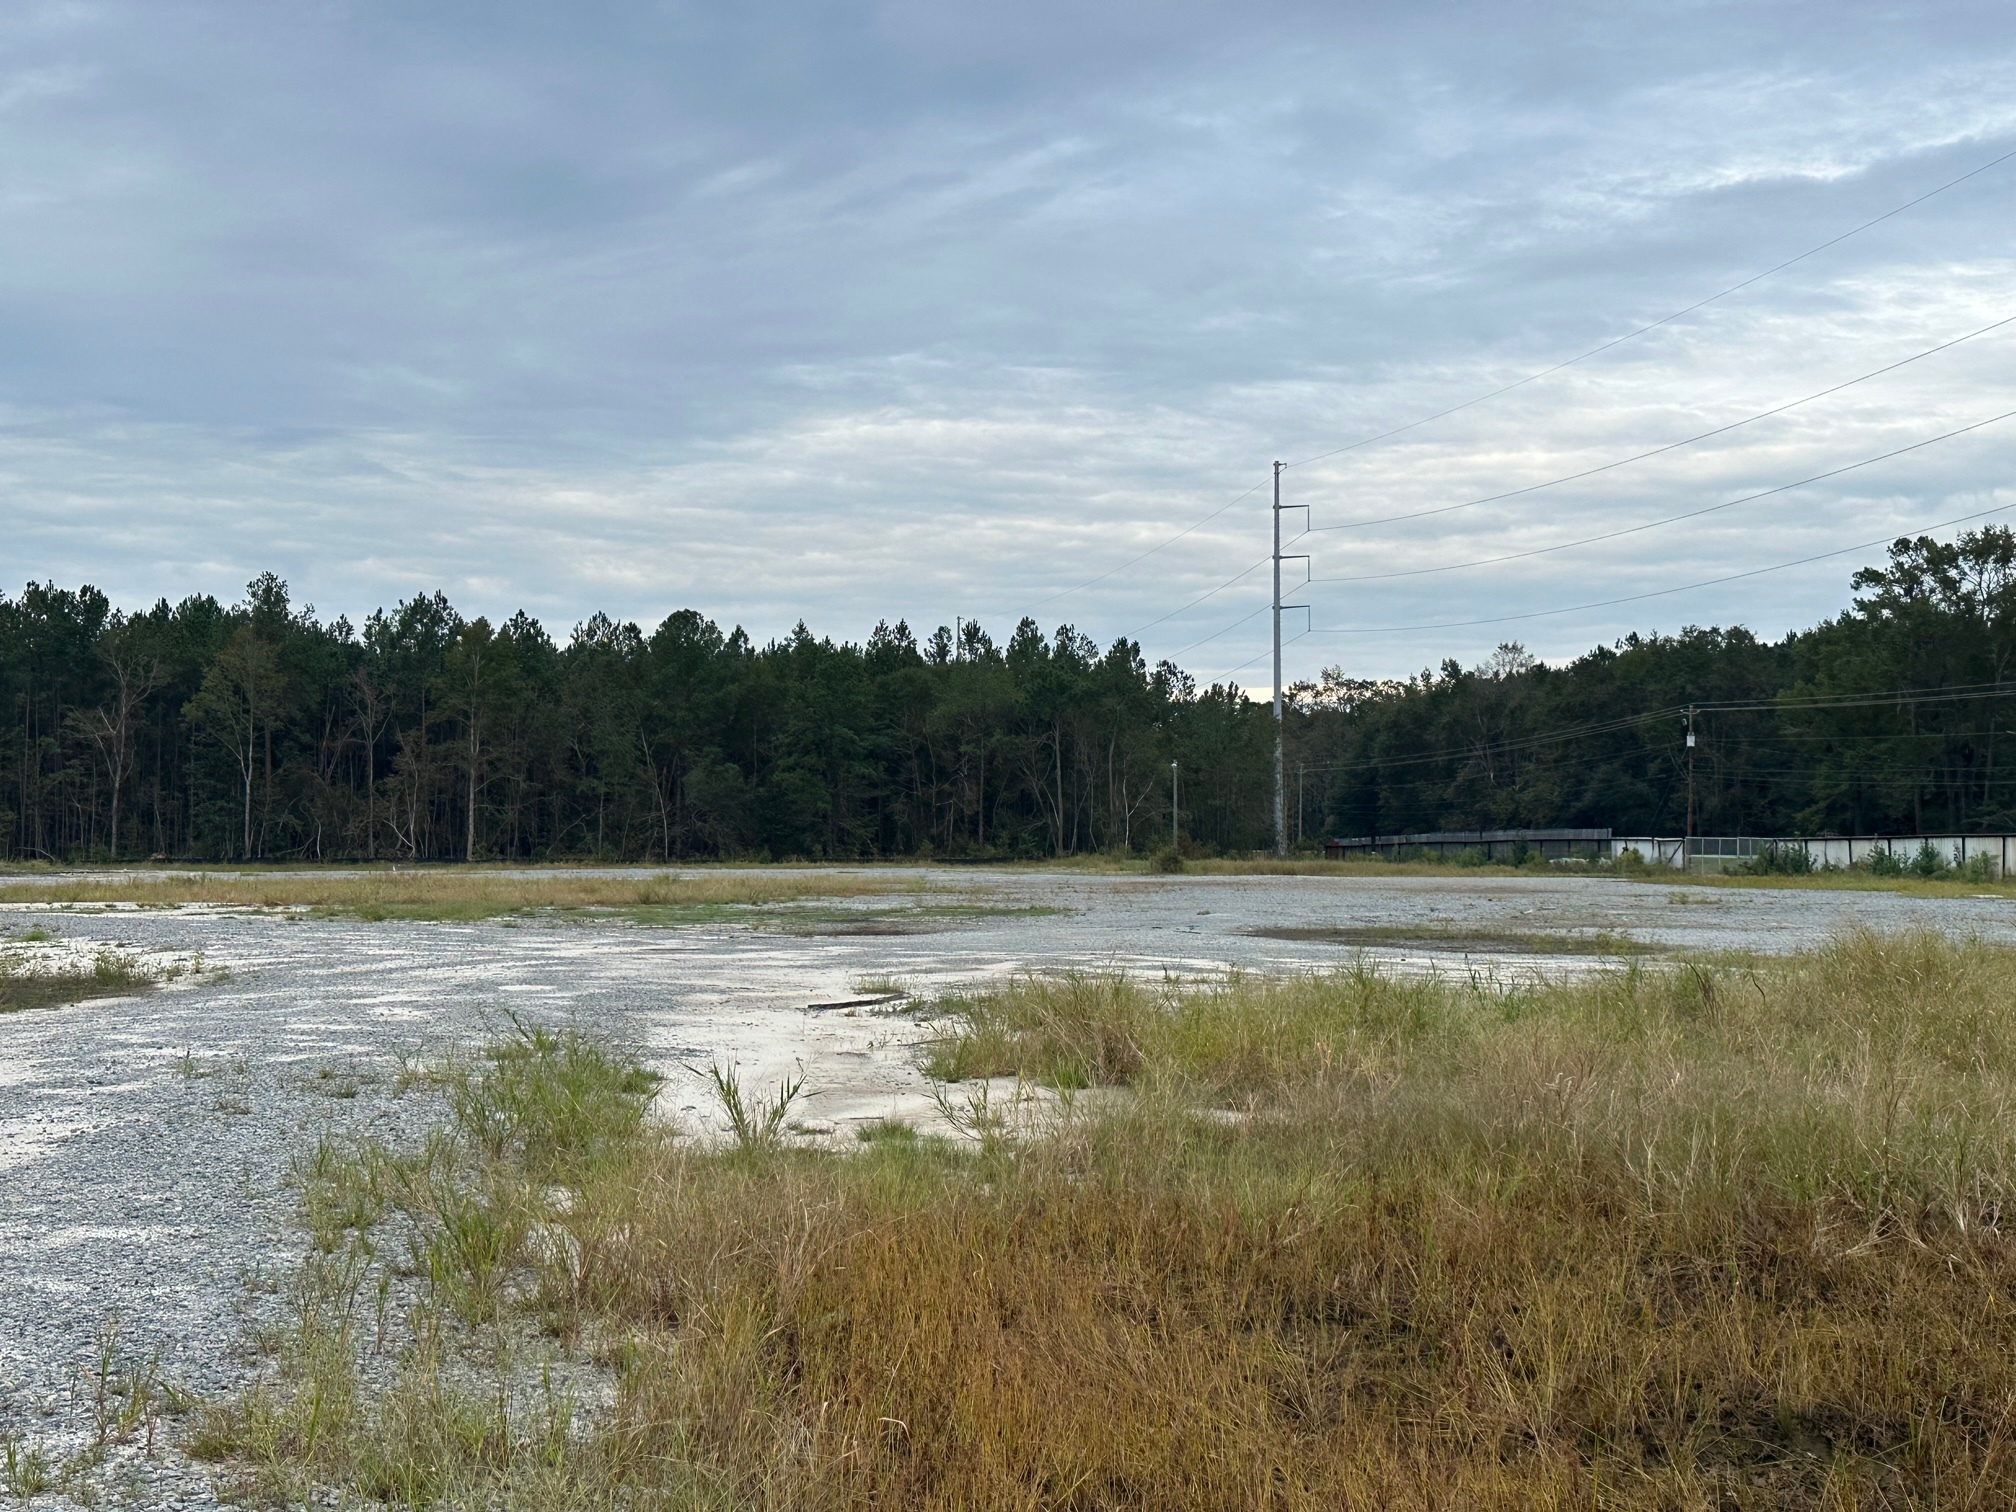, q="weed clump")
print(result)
[0,947,160,1013]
